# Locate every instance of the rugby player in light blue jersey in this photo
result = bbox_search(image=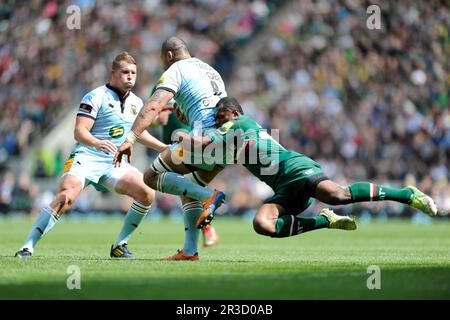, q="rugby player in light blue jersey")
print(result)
[15,52,167,259]
[115,37,227,261]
